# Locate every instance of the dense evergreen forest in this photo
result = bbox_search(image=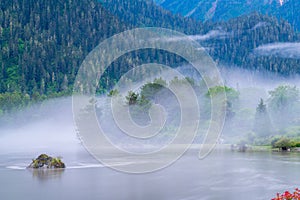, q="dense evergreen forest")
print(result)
[203,13,300,74]
[0,0,128,113]
[1,0,300,114]
[102,0,300,75]
[100,0,204,34]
